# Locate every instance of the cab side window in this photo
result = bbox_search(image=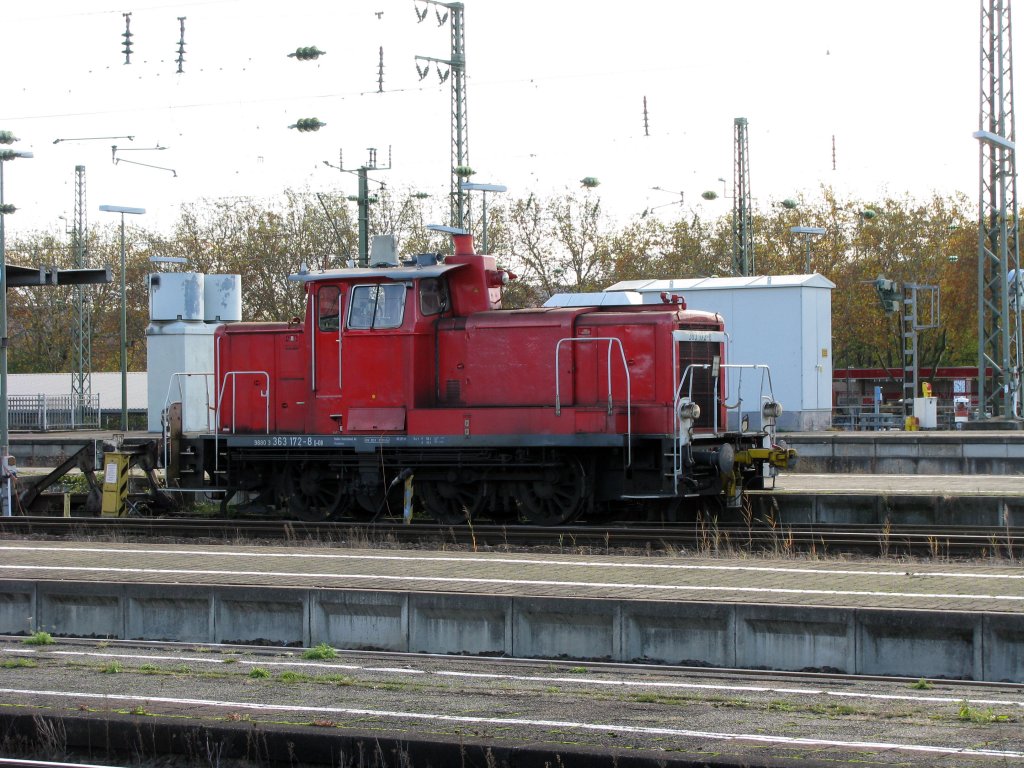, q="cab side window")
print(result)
[317,285,341,331]
[348,283,406,329]
[419,277,449,316]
